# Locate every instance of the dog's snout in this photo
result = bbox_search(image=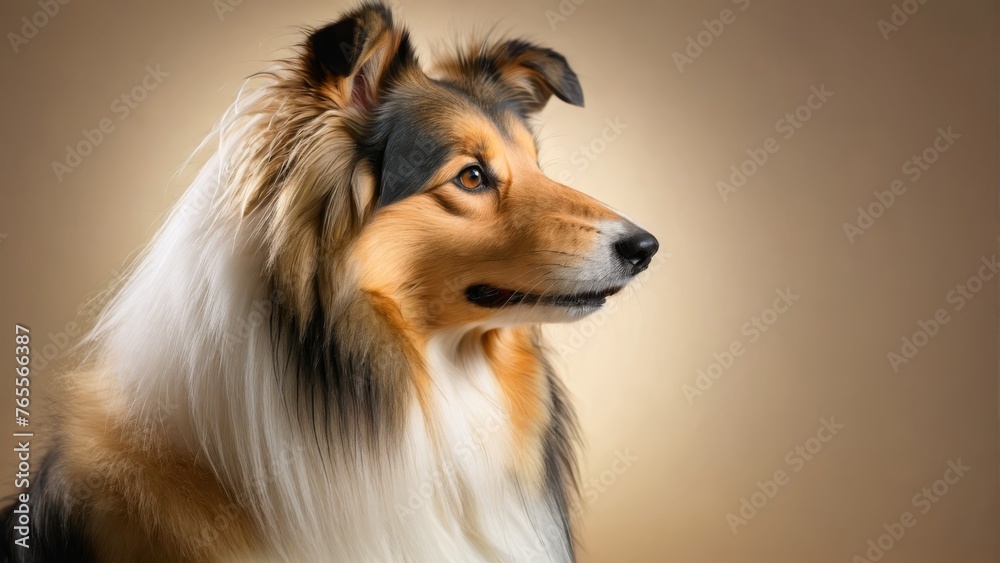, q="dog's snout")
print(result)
[614,229,659,275]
